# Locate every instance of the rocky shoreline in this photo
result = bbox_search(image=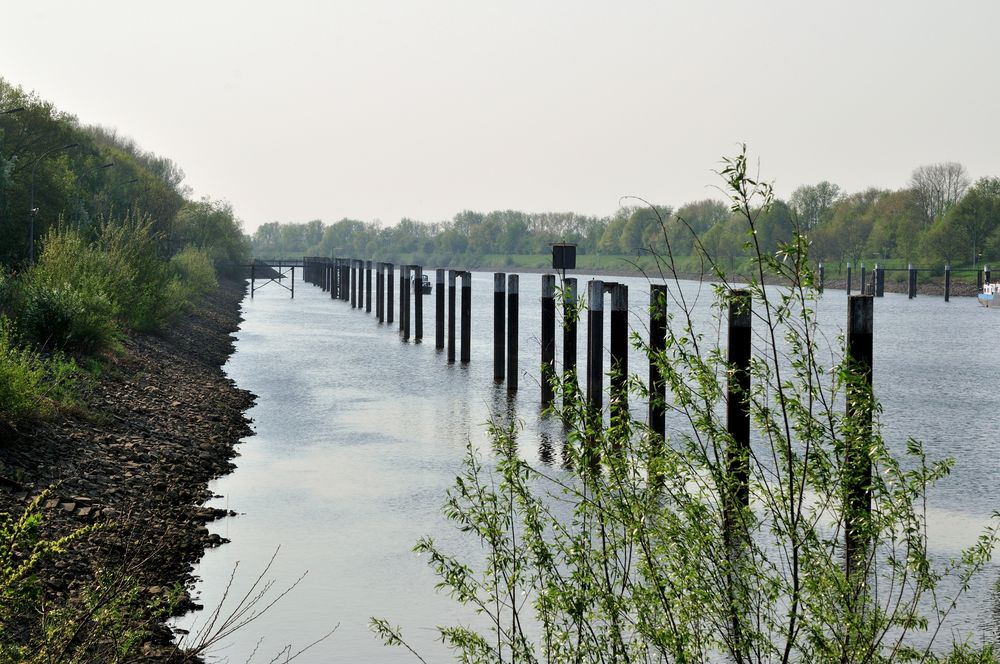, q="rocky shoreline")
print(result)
[0,278,254,660]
